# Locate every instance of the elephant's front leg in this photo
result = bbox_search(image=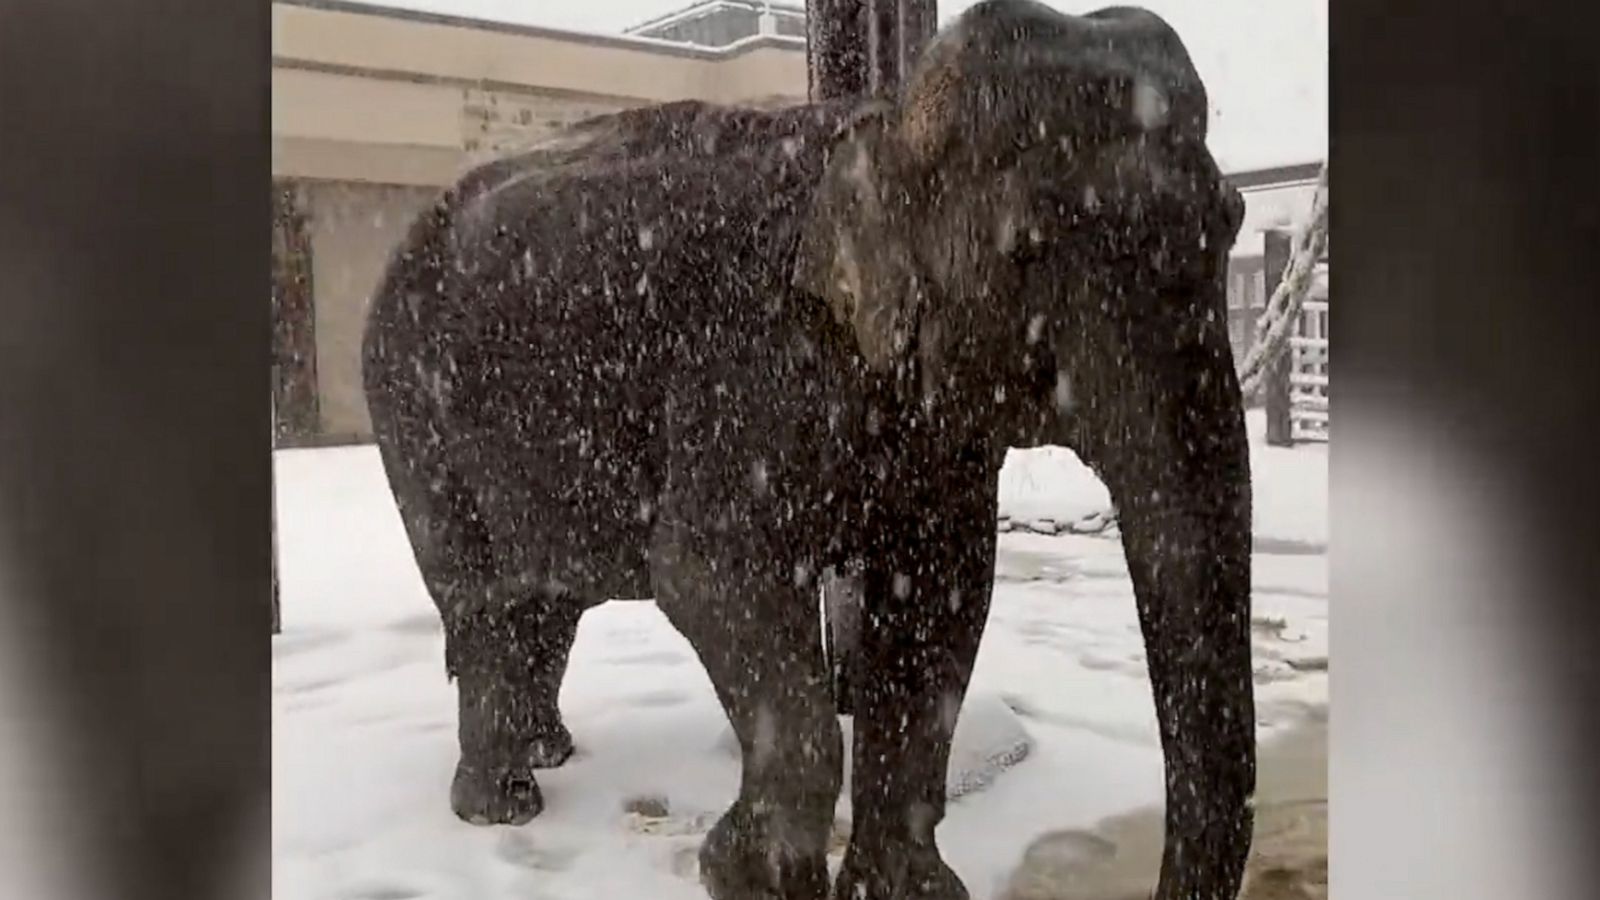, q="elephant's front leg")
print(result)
[651,517,843,900]
[1119,495,1256,900]
[837,473,997,900]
